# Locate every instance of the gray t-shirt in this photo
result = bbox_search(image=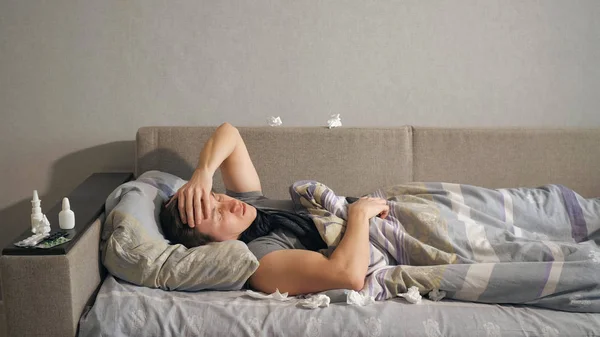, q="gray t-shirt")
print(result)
[226,190,307,261]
